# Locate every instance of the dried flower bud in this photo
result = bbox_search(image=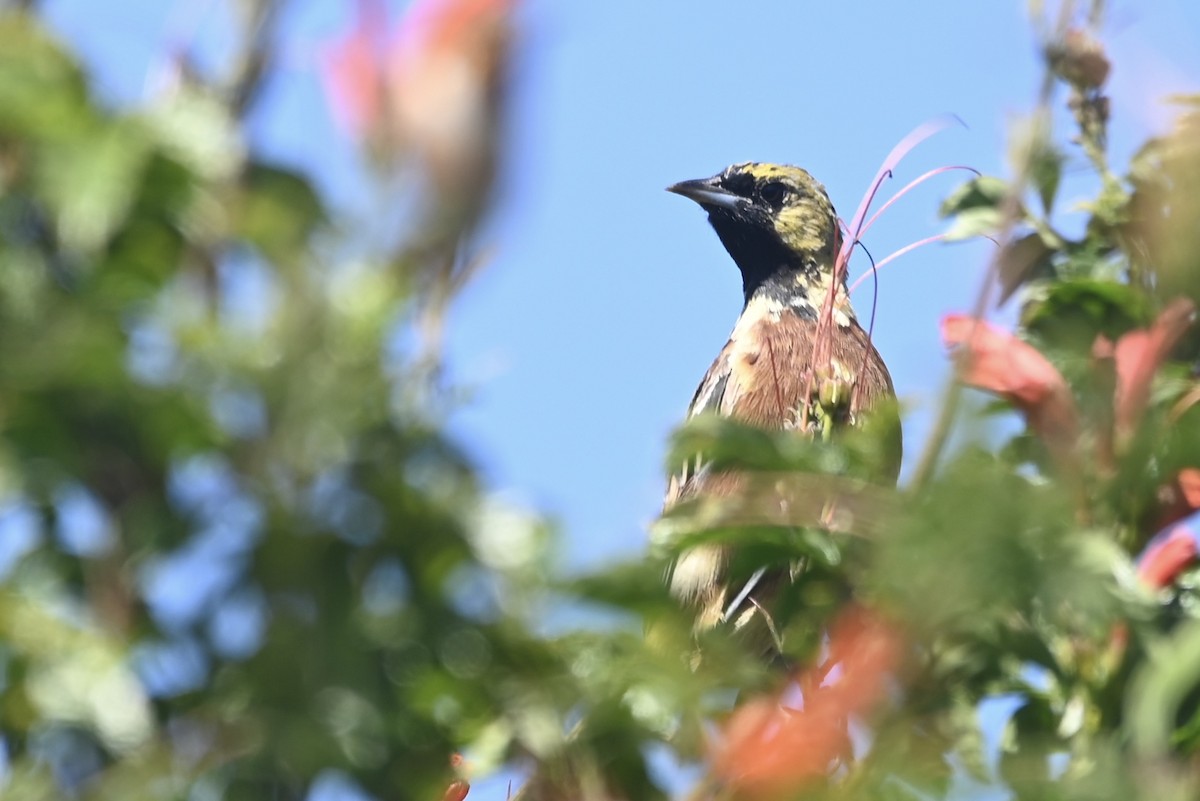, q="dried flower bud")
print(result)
[1050,28,1111,90]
